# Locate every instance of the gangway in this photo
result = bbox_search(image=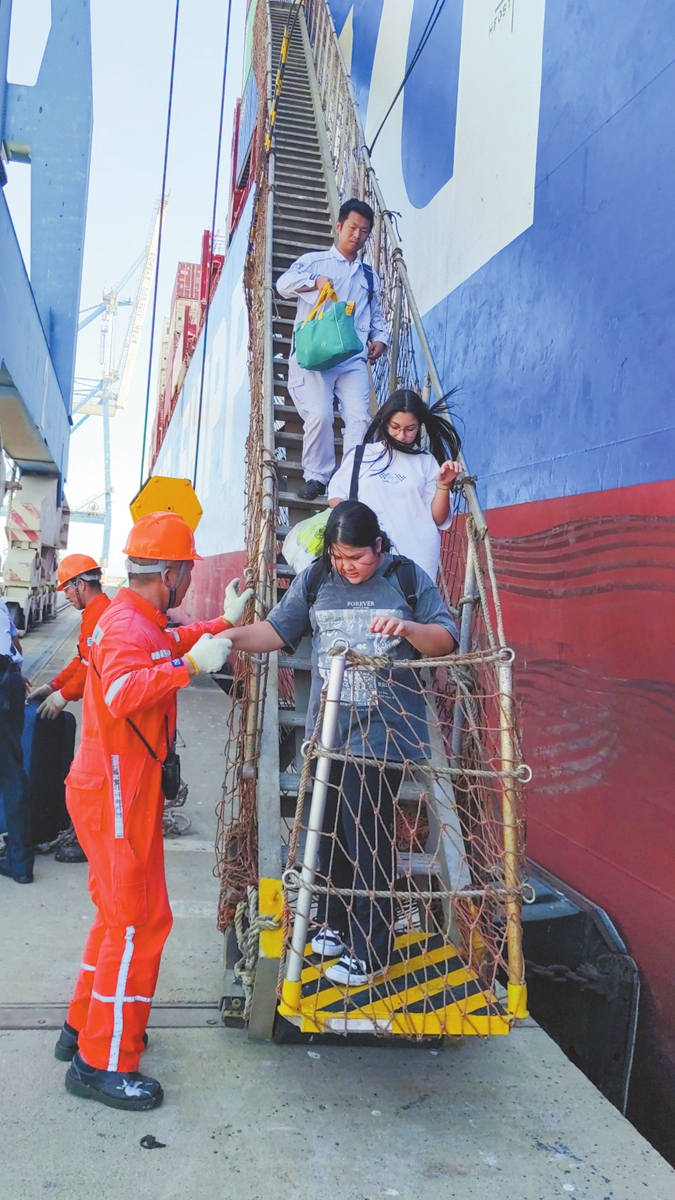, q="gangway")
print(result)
[217,0,529,1044]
